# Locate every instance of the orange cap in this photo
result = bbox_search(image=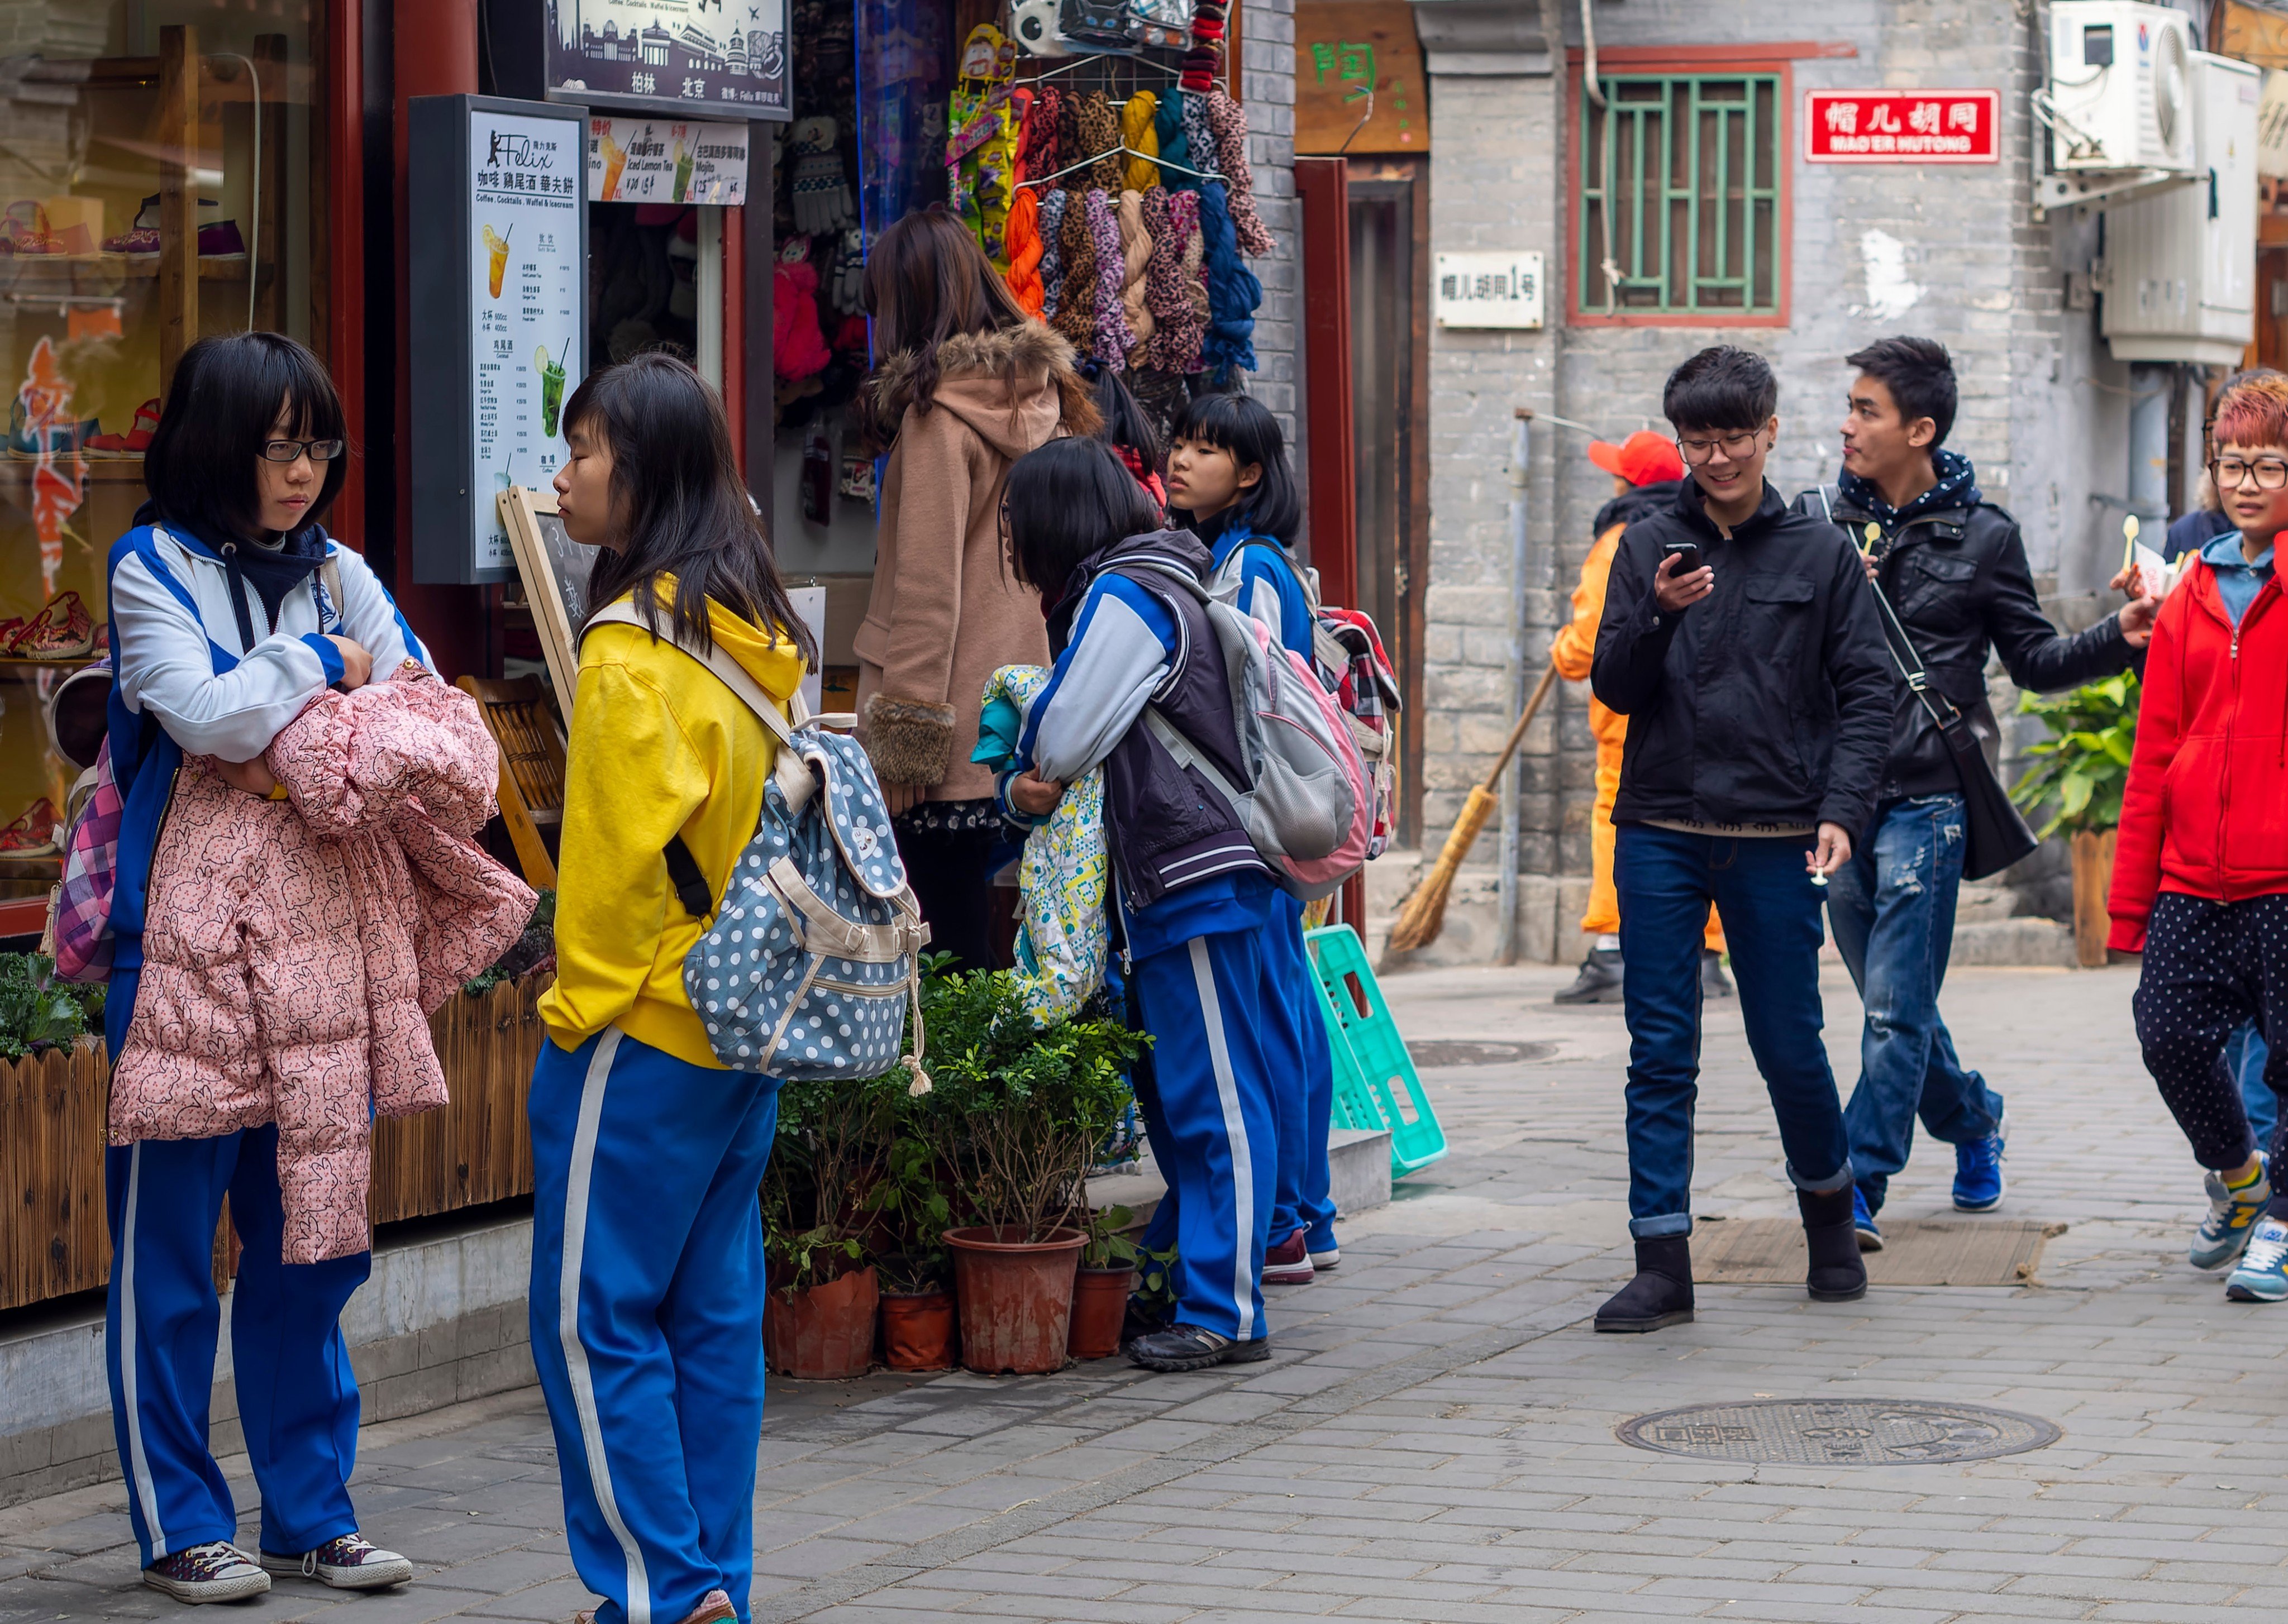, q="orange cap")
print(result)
[1586,430,1686,487]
